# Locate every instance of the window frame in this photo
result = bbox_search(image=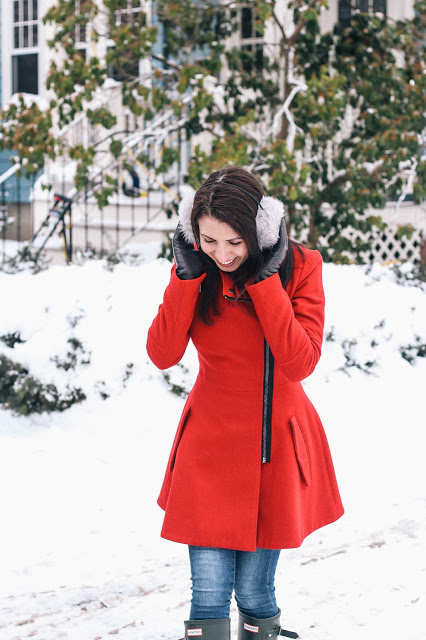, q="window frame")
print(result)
[338,0,387,29]
[12,0,39,51]
[106,0,146,82]
[11,0,40,95]
[74,0,88,50]
[240,5,264,72]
